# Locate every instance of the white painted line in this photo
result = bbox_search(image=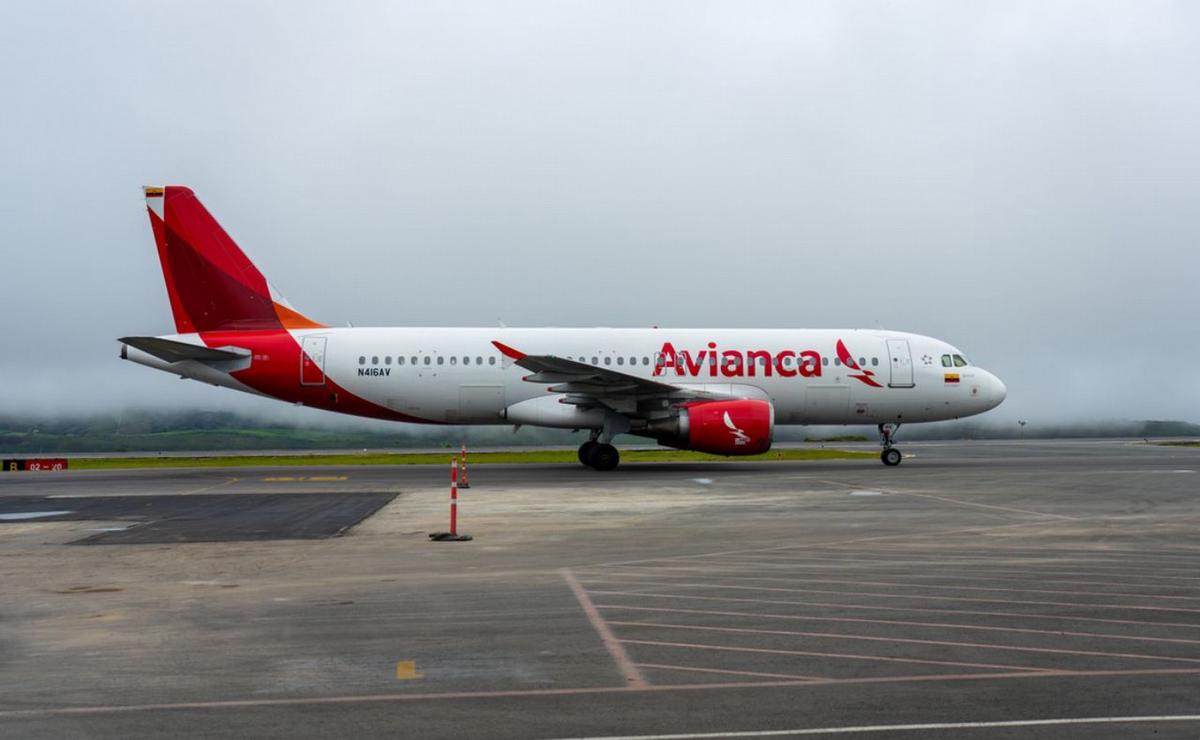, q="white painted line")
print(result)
[542,714,1200,739]
[691,478,714,485]
[561,569,648,688]
[848,491,882,497]
[0,510,74,521]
